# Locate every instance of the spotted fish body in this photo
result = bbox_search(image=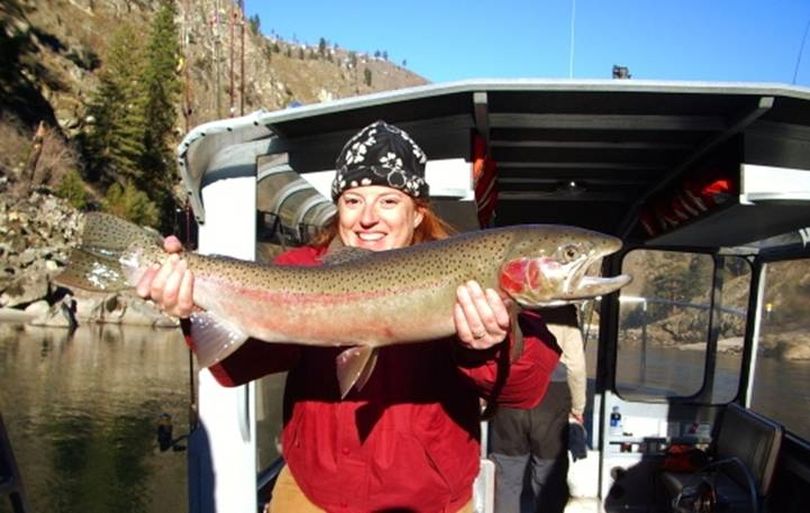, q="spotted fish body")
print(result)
[57,213,631,397]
